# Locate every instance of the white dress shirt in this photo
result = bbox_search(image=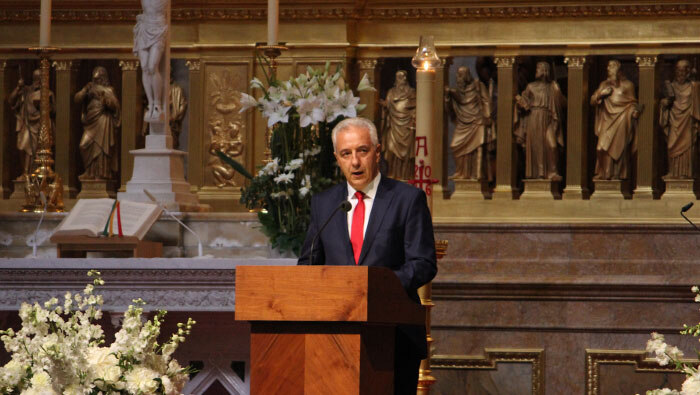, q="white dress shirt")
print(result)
[346,172,381,239]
